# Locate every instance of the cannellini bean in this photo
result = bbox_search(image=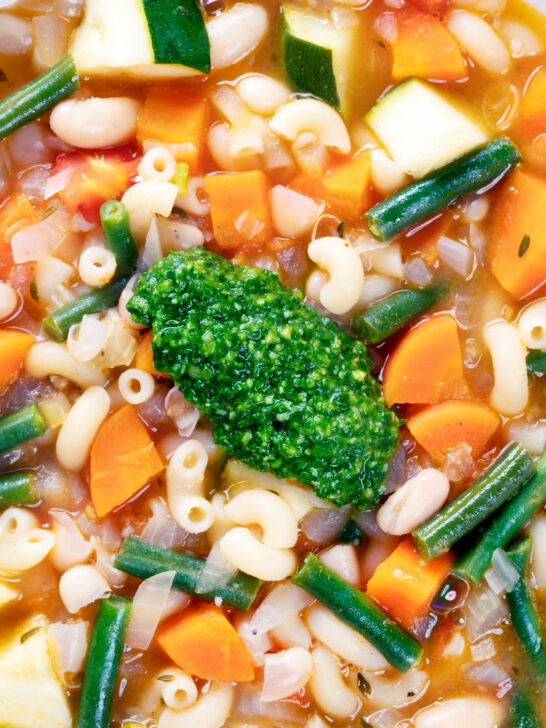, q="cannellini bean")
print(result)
[270,99,351,154]
[50,97,140,149]
[59,564,110,613]
[528,515,546,588]
[207,4,268,70]
[270,185,322,238]
[305,270,329,305]
[0,282,18,320]
[413,696,502,728]
[483,320,528,415]
[56,386,110,471]
[319,545,360,586]
[308,237,364,314]
[498,20,542,58]
[448,10,511,74]
[371,149,408,196]
[376,469,450,535]
[236,74,291,114]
